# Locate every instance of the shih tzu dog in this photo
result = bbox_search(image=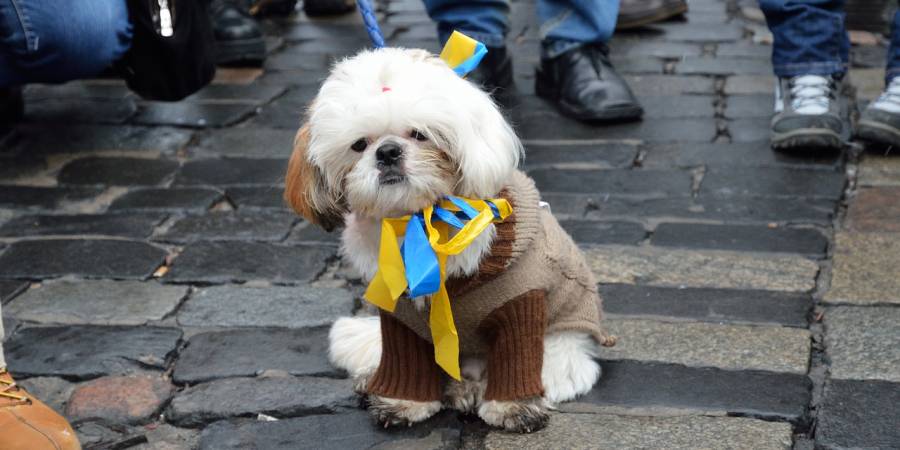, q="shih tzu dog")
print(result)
[284,47,613,433]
